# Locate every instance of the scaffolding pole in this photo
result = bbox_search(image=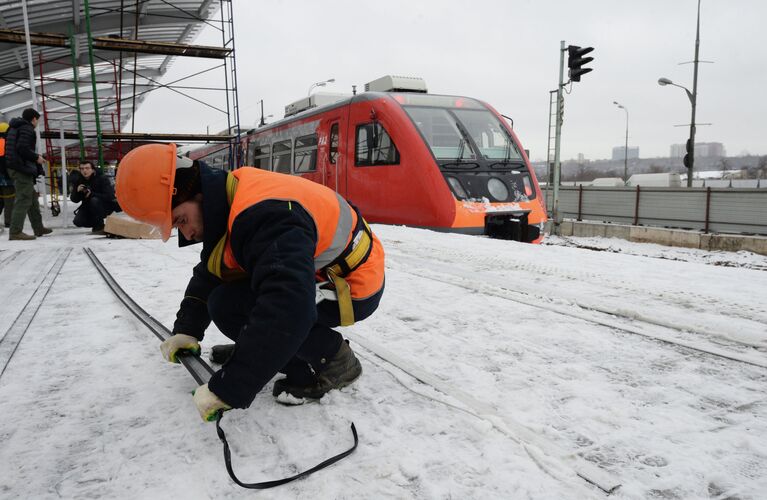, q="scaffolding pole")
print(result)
[69,26,86,161]
[21,0,47,208]
[59,121,69,227]
[220,0,241,170]
[83,0,104,168]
